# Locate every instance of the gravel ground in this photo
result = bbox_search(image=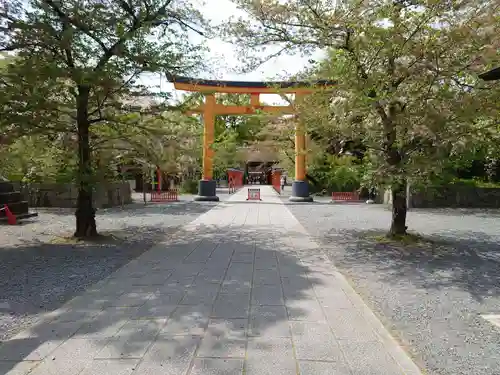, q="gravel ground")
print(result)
[282,190,500,375]
[0,194,221,341]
